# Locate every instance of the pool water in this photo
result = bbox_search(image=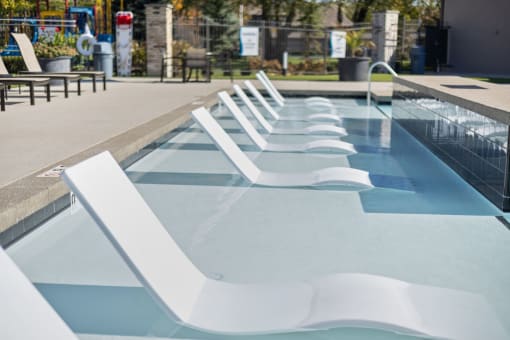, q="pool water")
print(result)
[7,97,510,339]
